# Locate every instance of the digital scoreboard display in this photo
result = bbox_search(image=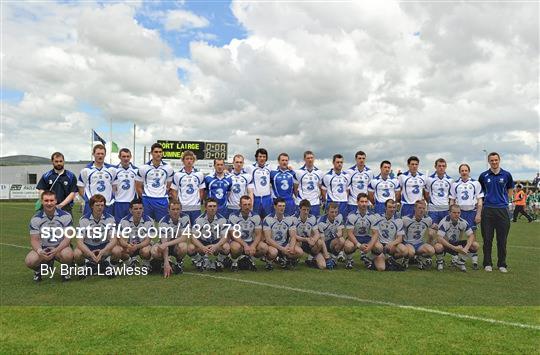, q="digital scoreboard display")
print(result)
[157,140,228,160]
